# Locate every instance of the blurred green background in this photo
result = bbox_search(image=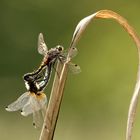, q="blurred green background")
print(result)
[1,0,140,140]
